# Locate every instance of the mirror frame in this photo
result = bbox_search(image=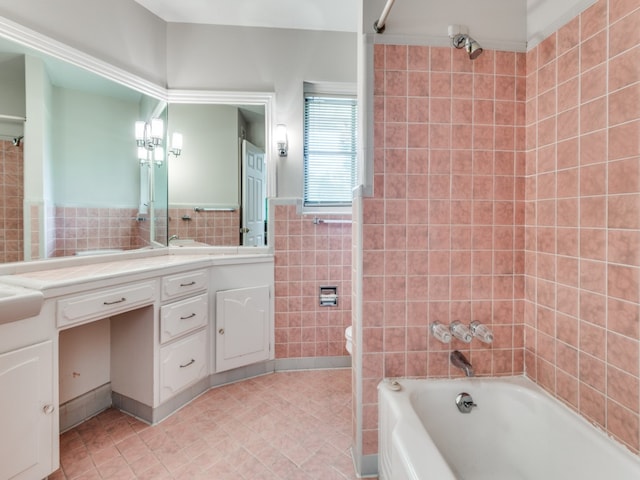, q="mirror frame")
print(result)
[0,14,276,257]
